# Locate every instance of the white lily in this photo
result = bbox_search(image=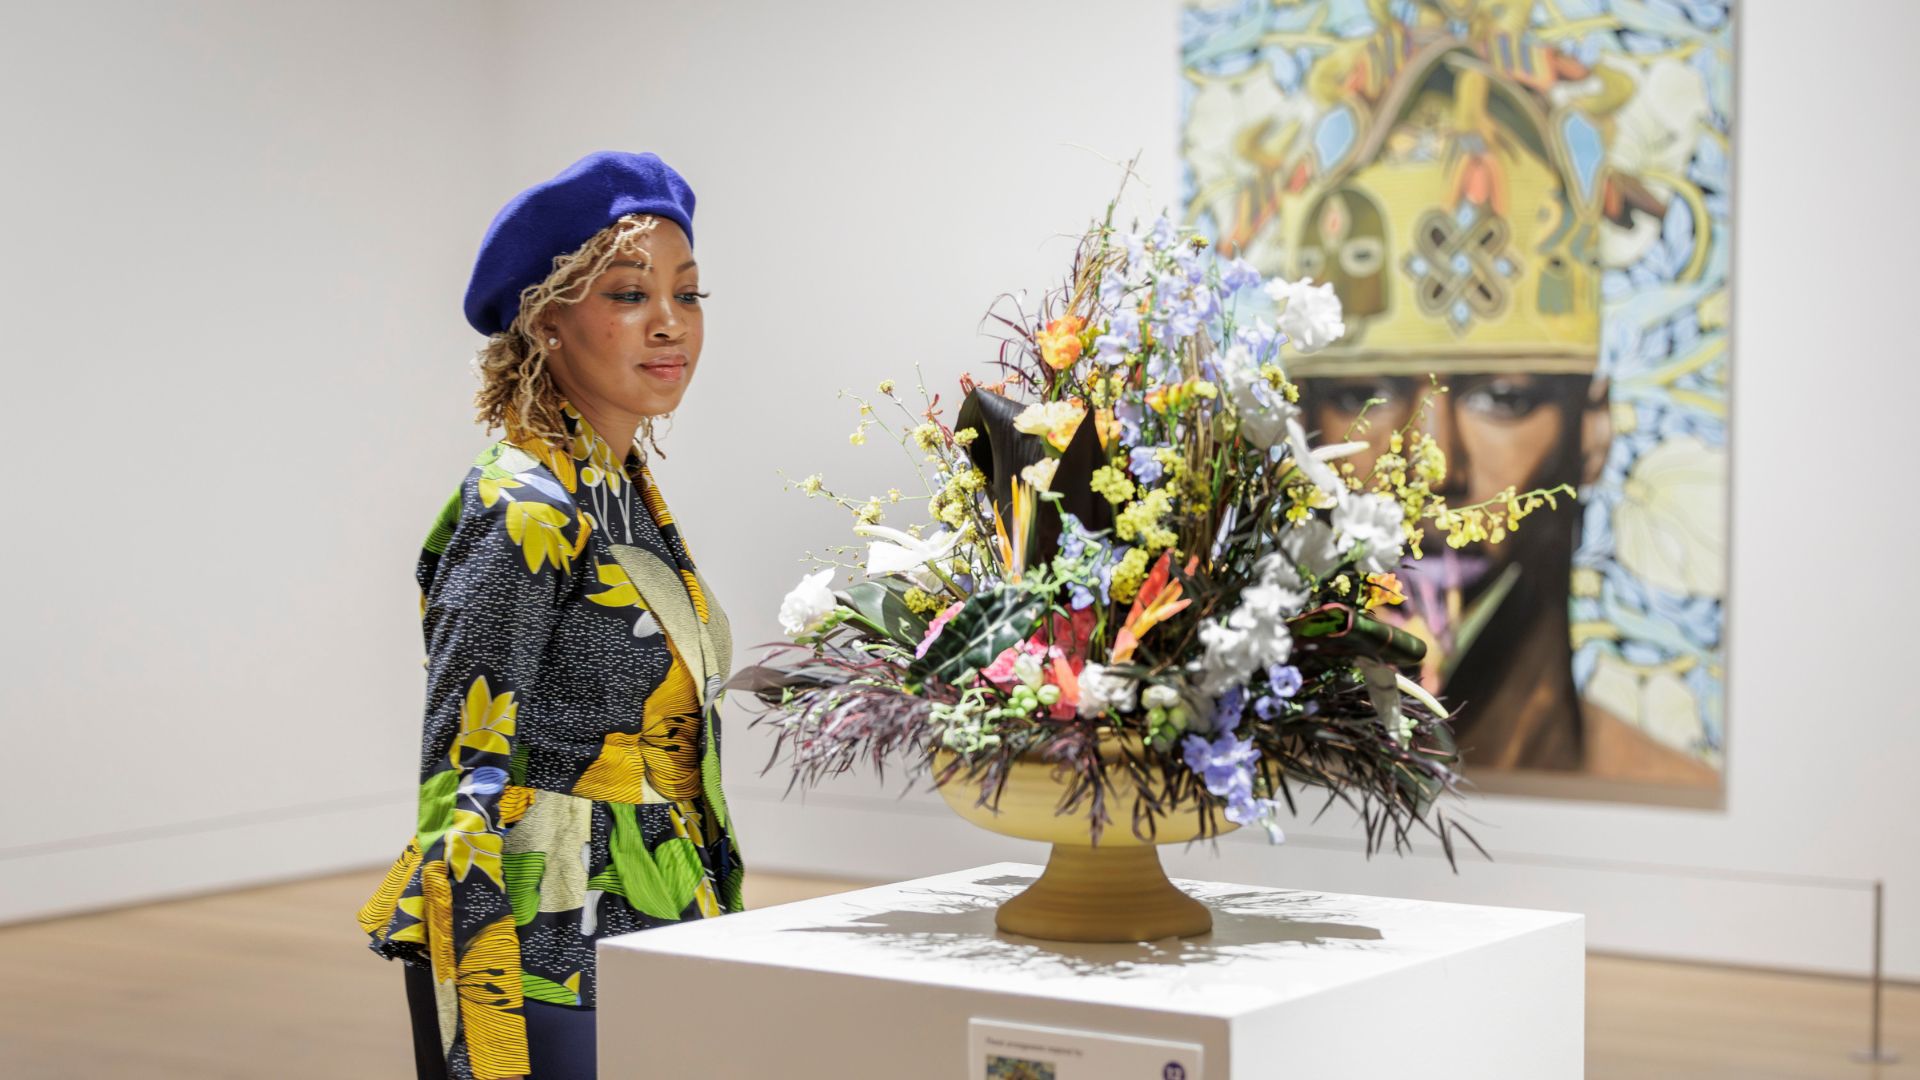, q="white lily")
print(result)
[853,523,961,590]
